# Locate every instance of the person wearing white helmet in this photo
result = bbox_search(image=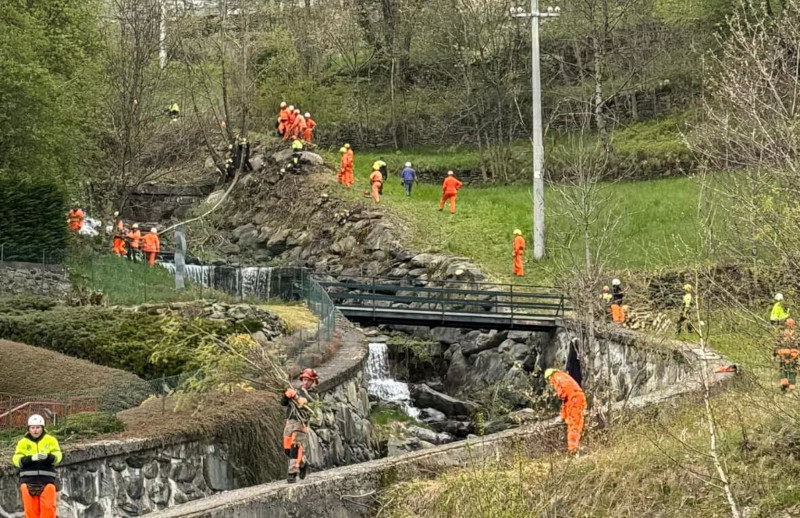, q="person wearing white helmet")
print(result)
[771,293,790,325]
[610,278,625,323]
[278,102,291,137]
[677,284,695,335]
[303,112,316,144]
[142,227,160,267]
[400,162,416,197]
[284,106,297,140]
[126,223,142,261]
[12,414,62,517]
[290,110,307,141]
